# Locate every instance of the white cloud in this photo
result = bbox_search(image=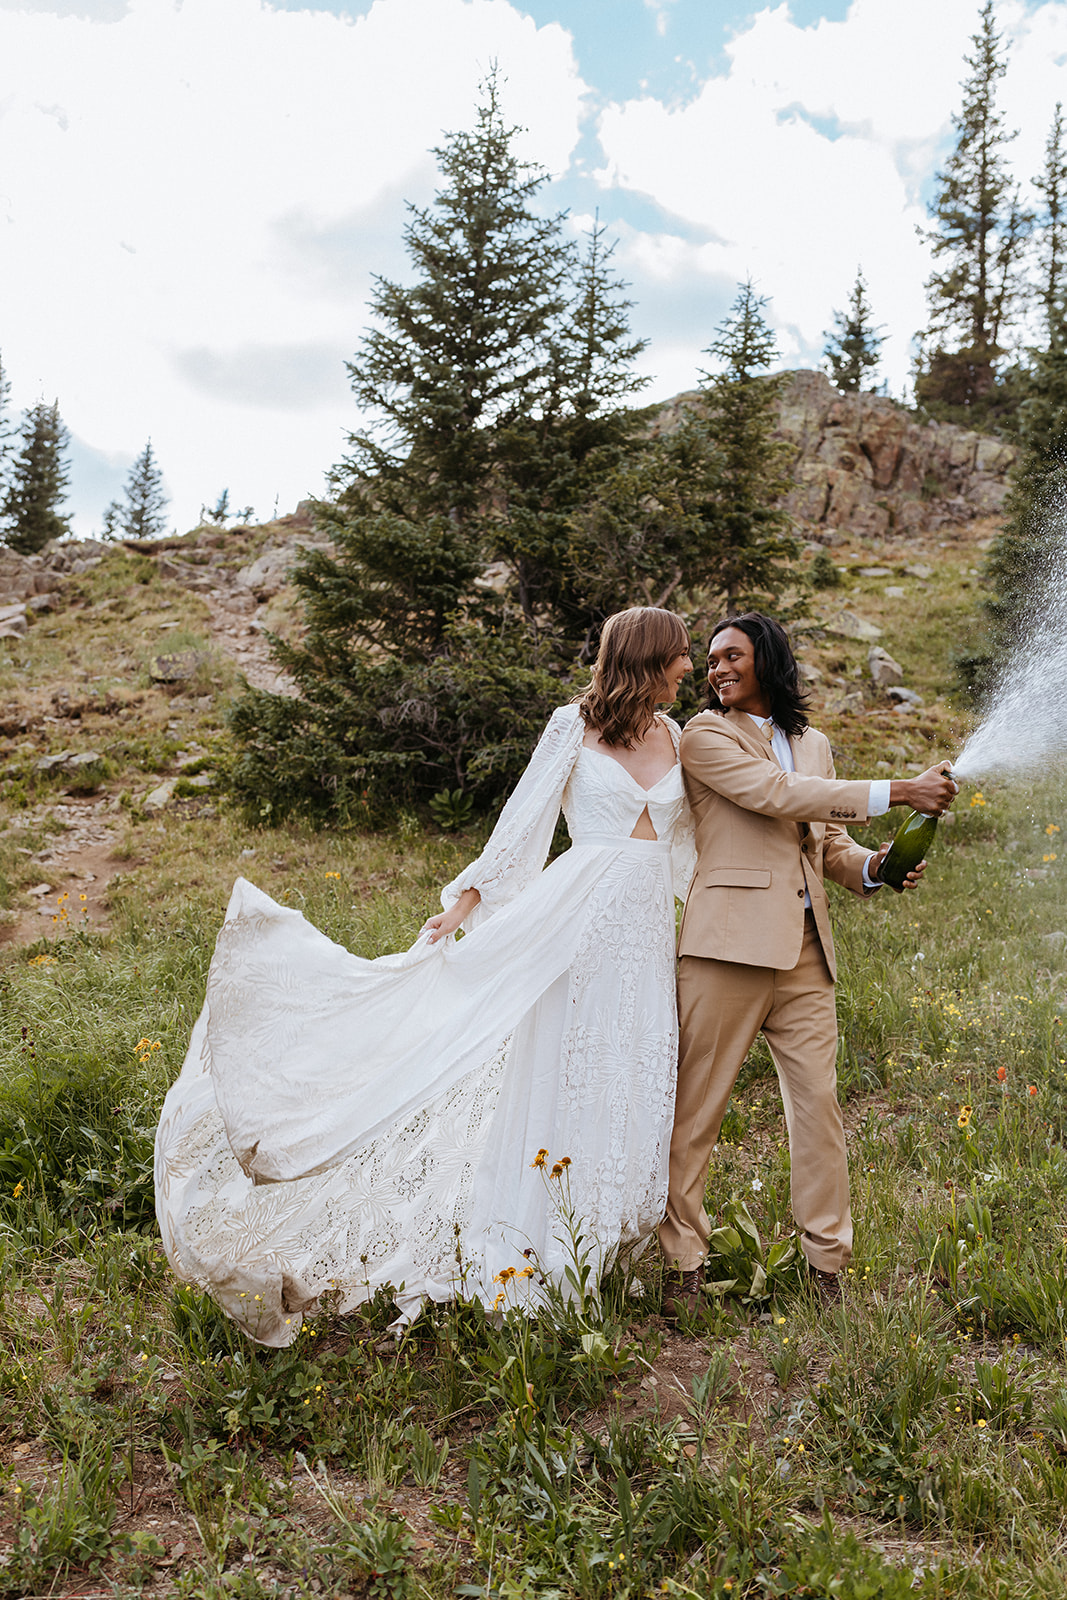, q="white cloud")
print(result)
[6,0,1067,533]
[595,0,1067,395]
[642,0,677,39]
[0,0,586,530]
